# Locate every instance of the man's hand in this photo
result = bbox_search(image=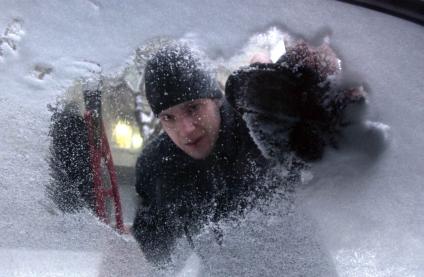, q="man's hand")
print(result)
[225,41,368,161]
